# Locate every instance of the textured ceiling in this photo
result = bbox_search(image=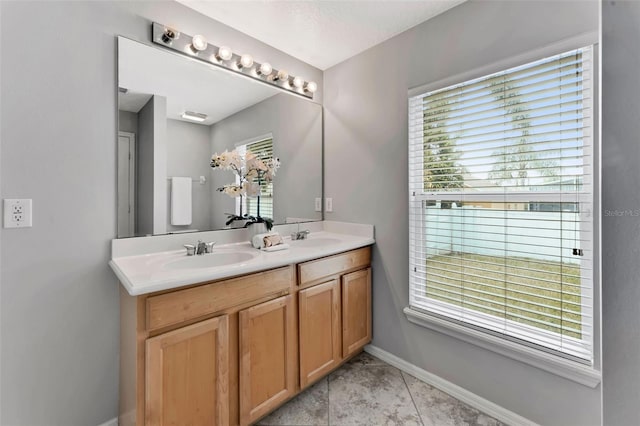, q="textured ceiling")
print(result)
[177,0,466,70]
